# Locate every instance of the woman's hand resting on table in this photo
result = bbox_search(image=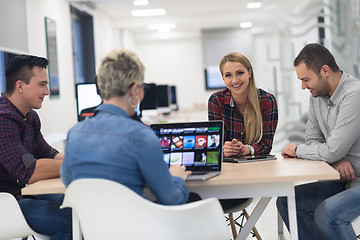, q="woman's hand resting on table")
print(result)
[223,139,251,157]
